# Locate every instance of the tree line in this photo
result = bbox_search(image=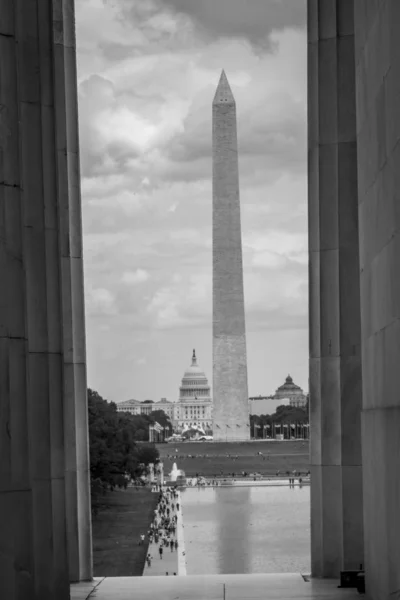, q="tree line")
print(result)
[250,402,309,437]
[88,388,167,513]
